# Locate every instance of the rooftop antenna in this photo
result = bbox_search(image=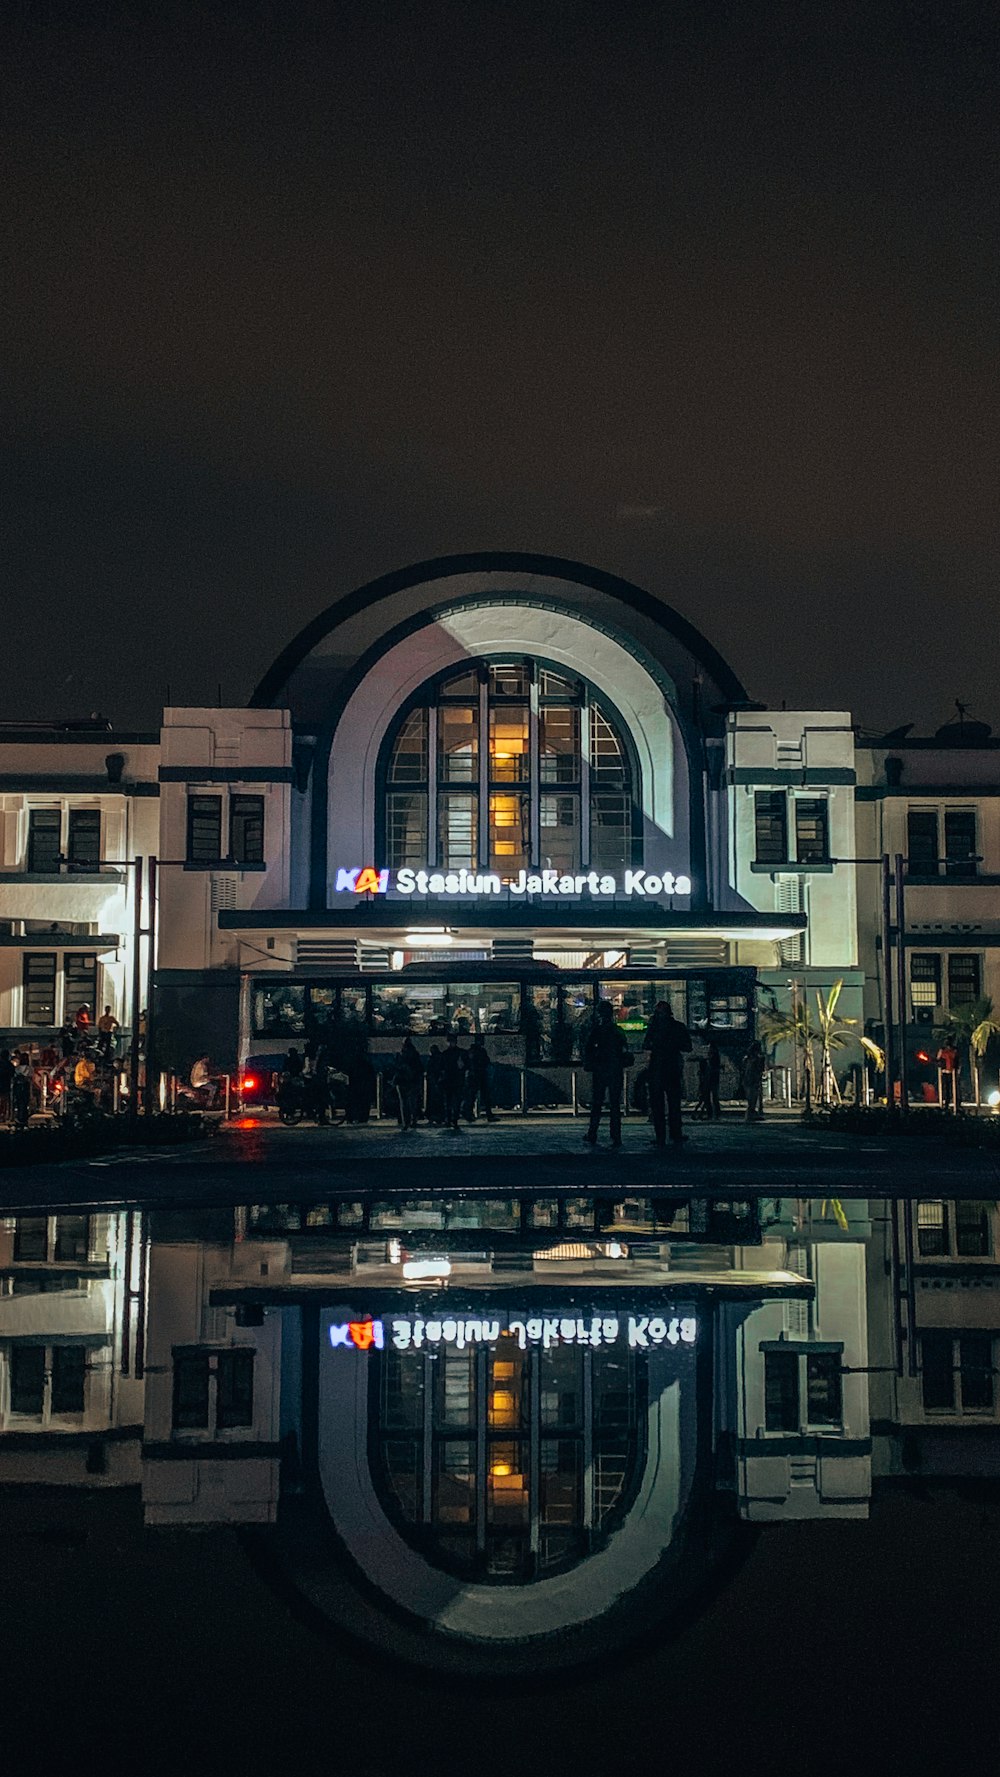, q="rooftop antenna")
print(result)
[955,698,970,734]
